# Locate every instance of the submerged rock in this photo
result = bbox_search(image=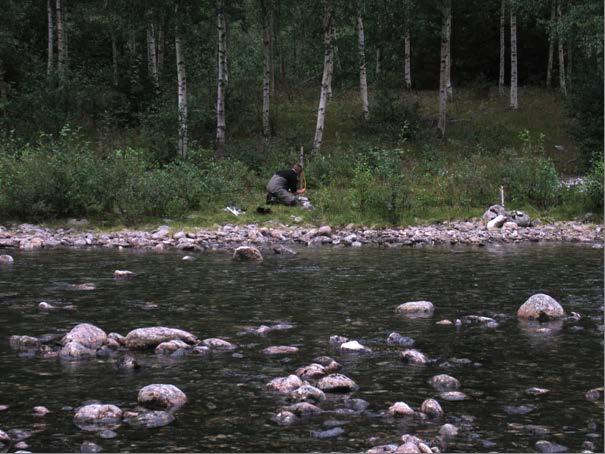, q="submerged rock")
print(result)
[317,374,358,393]
[126,410,175,428]
[439,423,458,437]
[311,427,344,439]
[202,338,237,351]
[397,301,434,318]
[388,401,414,417]
[9,335,40,350]
[62,323,107,349]
[74,404,123,431]
[155,340,190,355]
[138,384,187,409]
[503,404,536,415]
[267,375,303,394]
[33,406,50,416]
[387,332,415,347]
[262,345,299,355]
[233,246,263,262]
[329,335,349,346]
[526,387,550,396]
[396,442,421,453]
[585,387,604,402]
[124,327,198,349]
[80,441,102,453]
[367,444,399,454]
[535,440,569,453]
[116,354,139,370]
[0,254,14,264]
[60,341,96,360]
[439,391,467,401]
[283,402,322,416]
[400,349,428,365]
[271,410,298,426]
[517,294,565,320]
[429,374,460,391]
[107,333,126,346]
